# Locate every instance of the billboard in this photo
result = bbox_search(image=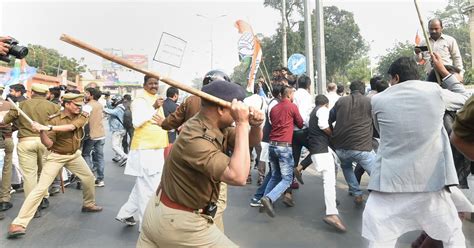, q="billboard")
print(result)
[102,48,123,71]
[123,54,148,69]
